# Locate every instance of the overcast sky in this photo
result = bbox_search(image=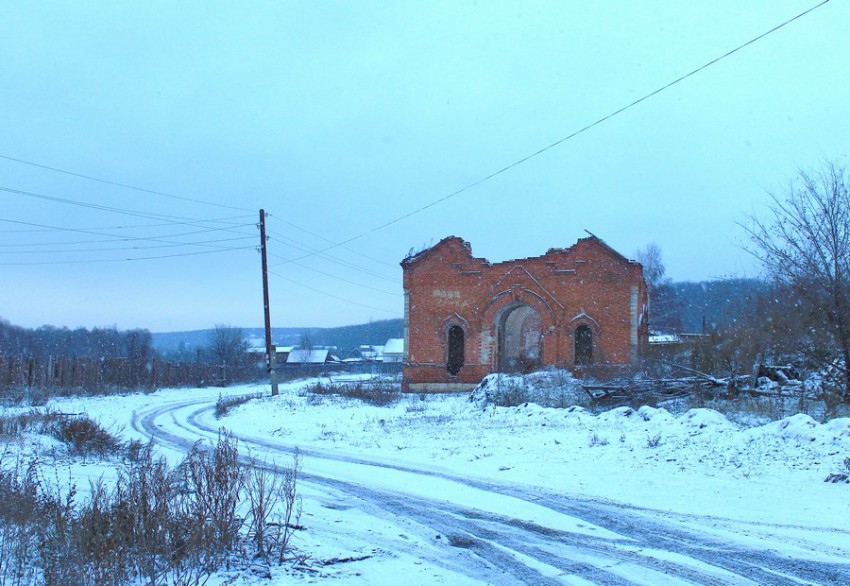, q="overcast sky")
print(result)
[1,1,848,333]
